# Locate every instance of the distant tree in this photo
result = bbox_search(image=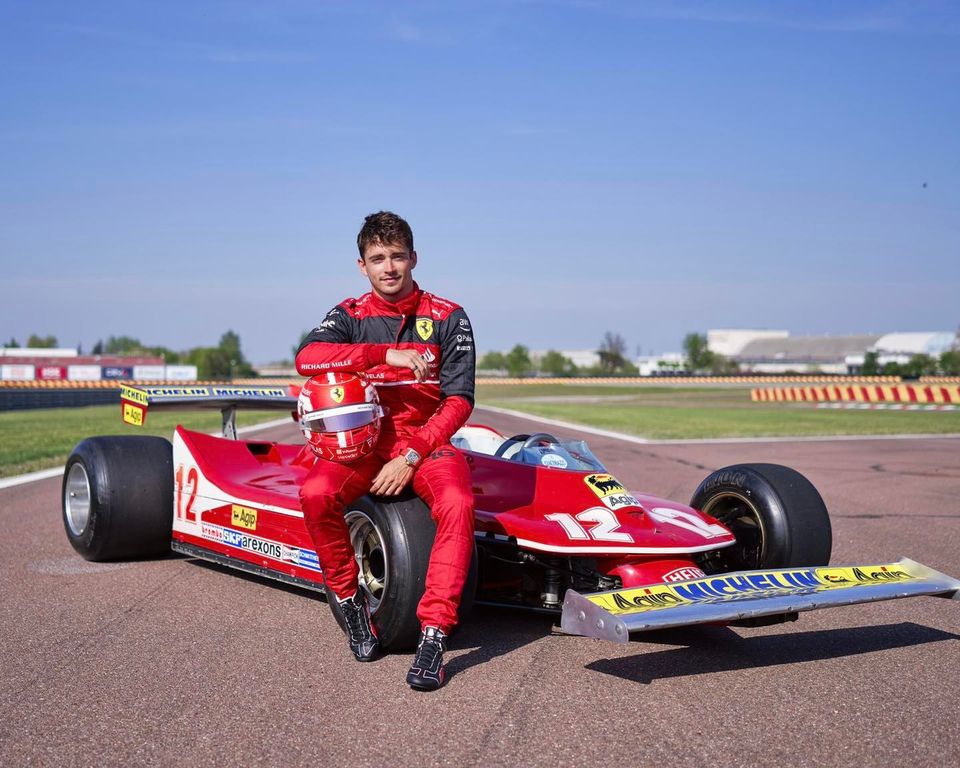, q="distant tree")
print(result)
[26,334,57,348]
[940,349,960,375]
[682,333,715,372]
[149,346,182,364]
[91,339,104,355]
[5,337,19,348]
[187,347,232,380]
[861,351,880,375]
[539,350,578,377]
[901,354,938,378]
[217,330,255,378]
[709,355,740,375]
[479,351,507,370]
[597,332,628,373]
[104,335,144,354]
[881,361,903,376]
[505,345,532,377]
